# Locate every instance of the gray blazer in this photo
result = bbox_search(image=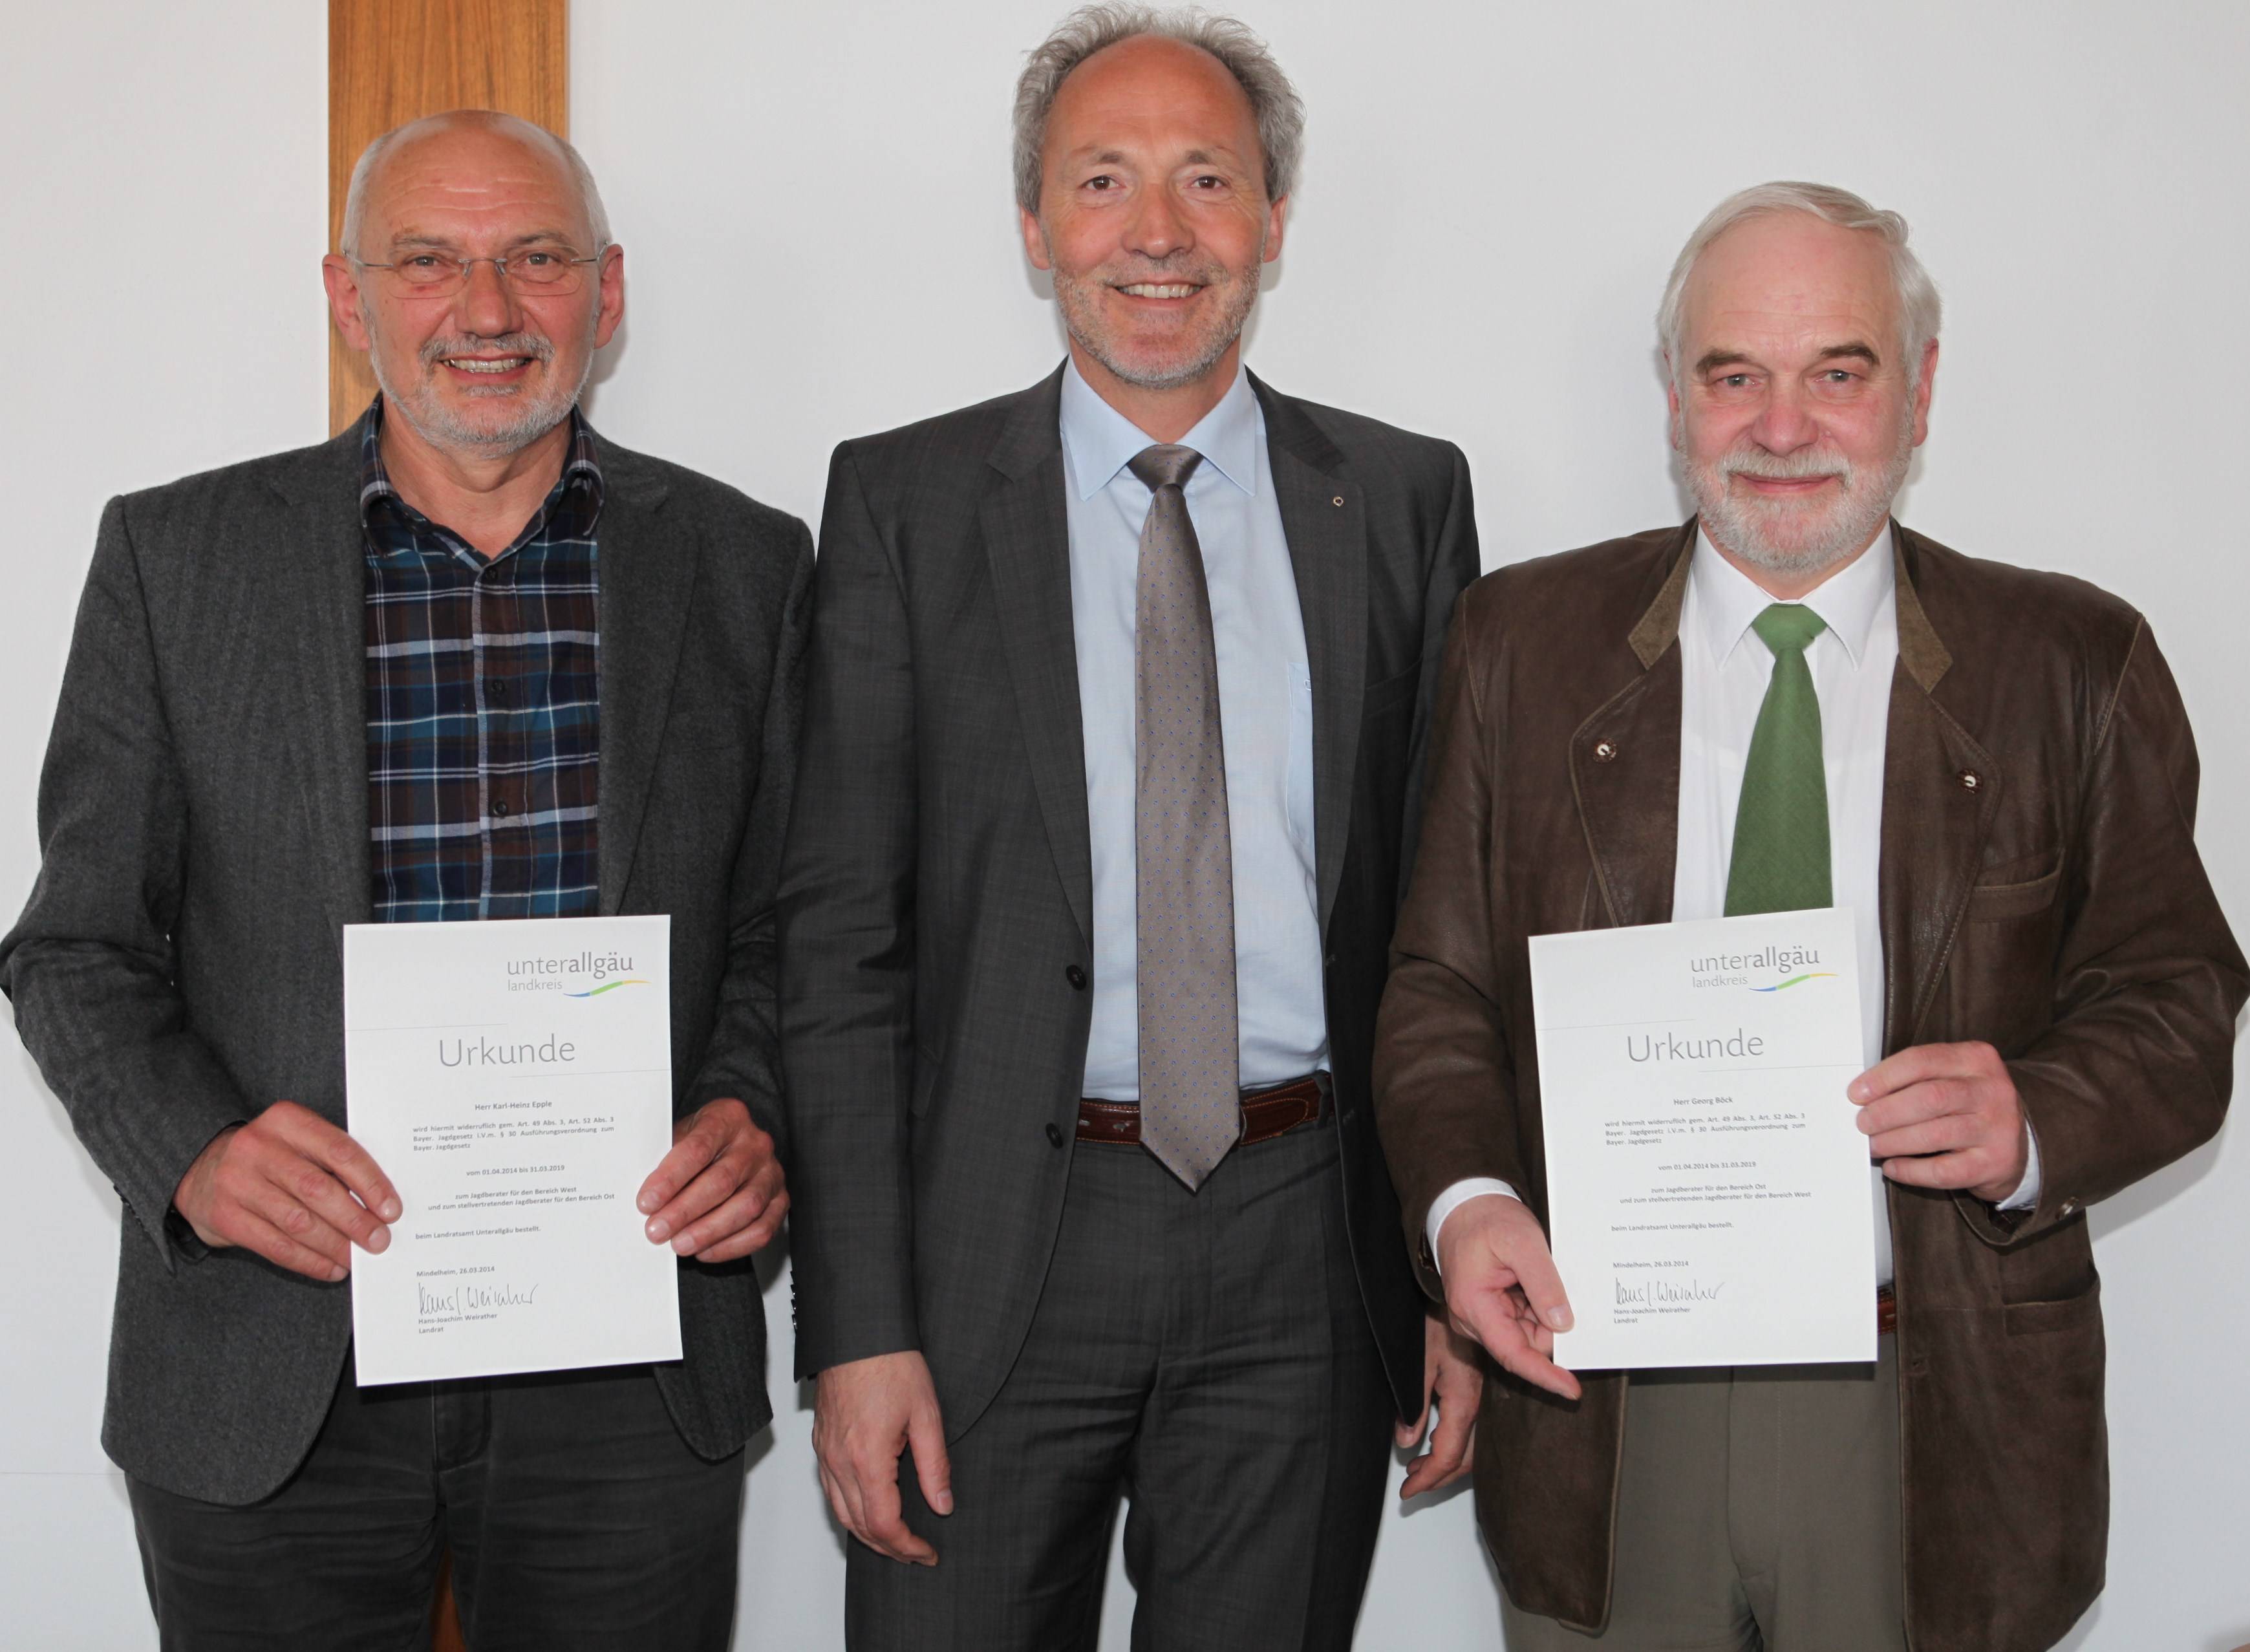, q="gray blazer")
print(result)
[0,424,811,1505]
[778,367,1480,1437]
